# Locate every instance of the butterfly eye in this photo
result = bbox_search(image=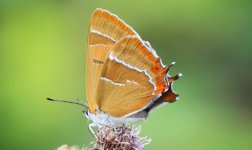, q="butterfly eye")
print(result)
[83,110,89,118]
